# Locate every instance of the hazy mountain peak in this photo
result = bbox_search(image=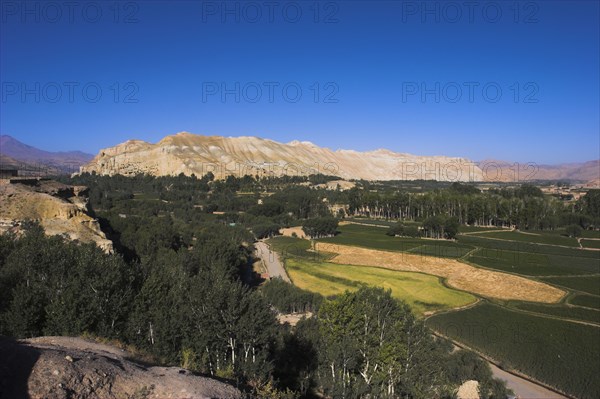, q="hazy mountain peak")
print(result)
[0,135,94,174]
